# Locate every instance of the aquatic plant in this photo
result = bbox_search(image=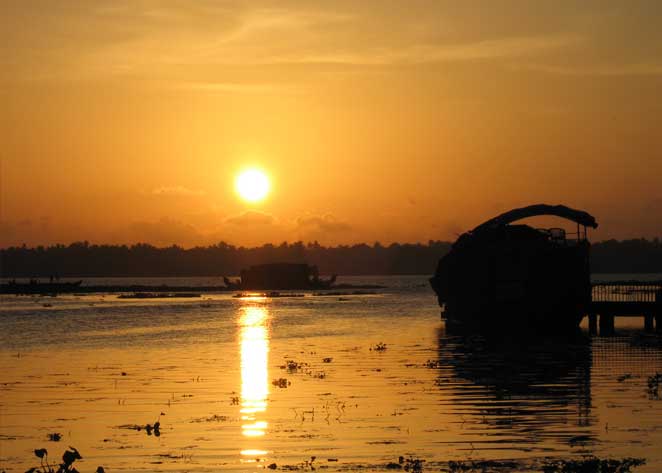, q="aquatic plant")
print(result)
[444,459,520,472]
[281,359,309,372]
[541,456,645,473]
[370,342,387,351]
[47,433,62,442]
[190,414,229,423]
[26,446,99,473]
[647,372,662,399]
[117,414,162,436]
[385,456,424,472]
[272,378,290,388]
